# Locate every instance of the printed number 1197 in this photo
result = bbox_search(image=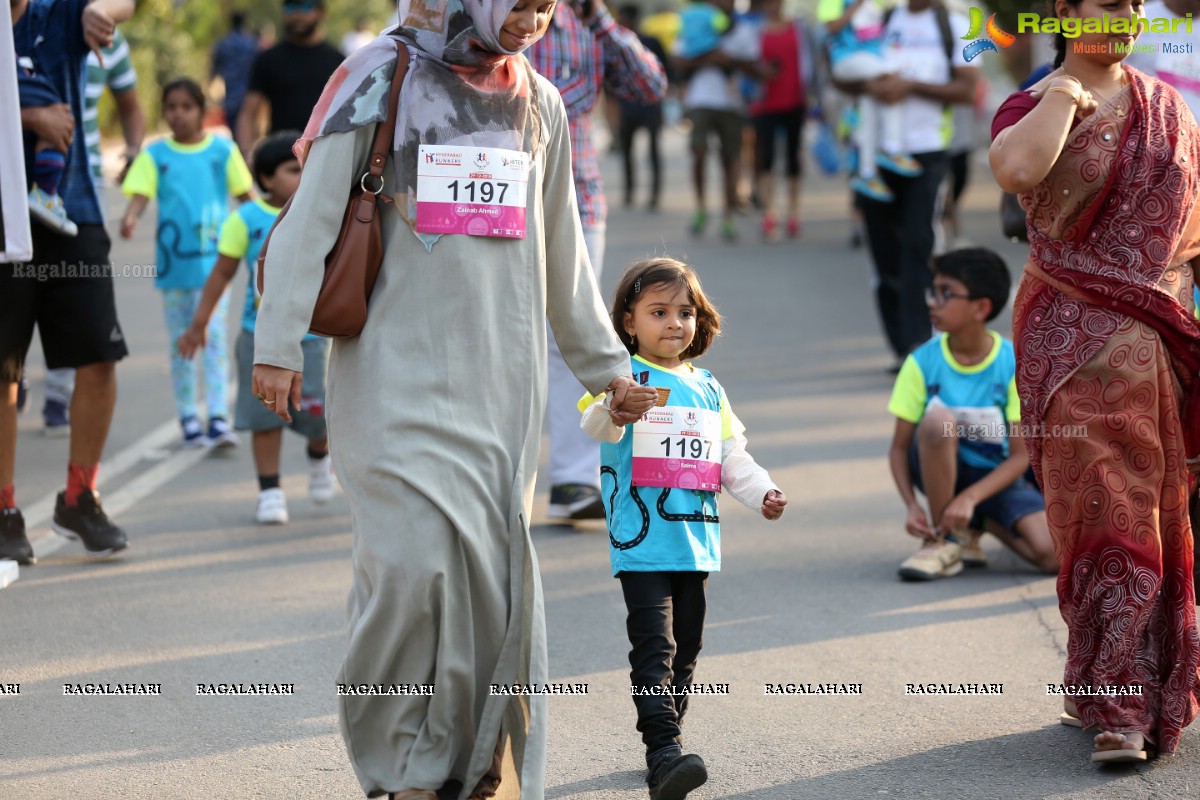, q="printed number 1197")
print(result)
[446,180,509,204]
